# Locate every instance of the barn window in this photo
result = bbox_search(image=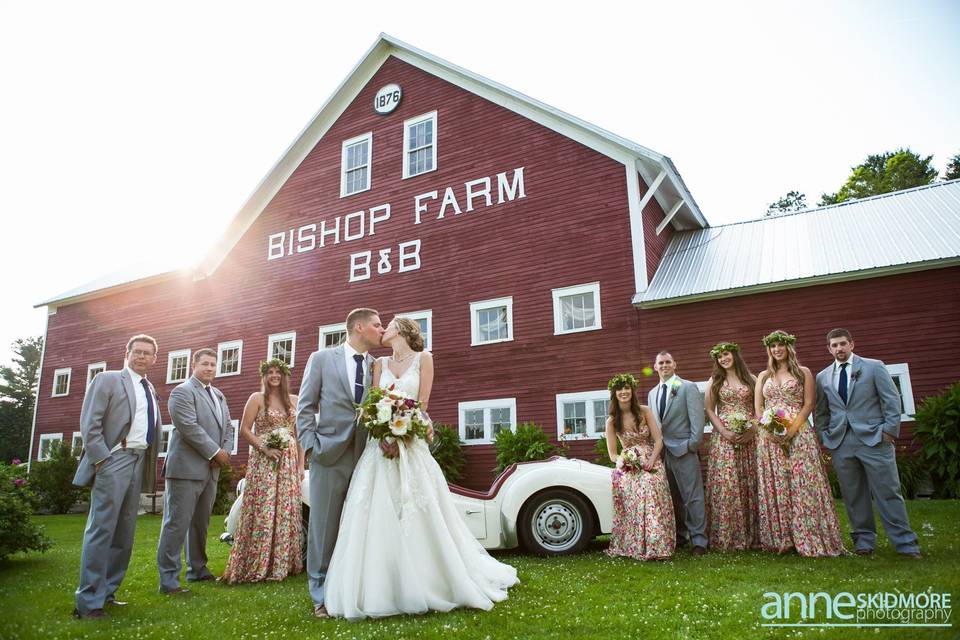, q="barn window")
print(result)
[885,363,916,421]
[458,398,517,444]
[217,340,243,377]
[268,332,297,367]
[86,362,106,387]
[229,419,240,454]
[71,431,84,456]
[552,282,602,335]
[402,111,437,179]
[319,323,348,350]
[556,390,608,440]
[470,297,513,346]
[37,433,63,460]
[394,309,433,351]
[340,132,372,197]
[52,368,71,397]
[166,349,191,384]
[158,424,174,458]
